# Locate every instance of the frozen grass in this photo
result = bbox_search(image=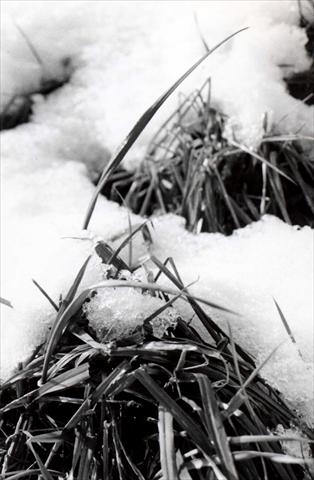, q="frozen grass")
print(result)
[0,20,313,480]
[105,78,314,235]
[0,239,313,479]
